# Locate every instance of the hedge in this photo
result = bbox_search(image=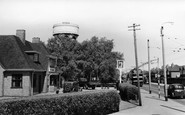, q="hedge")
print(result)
[118,83,138,101]
[0,90,120,115]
